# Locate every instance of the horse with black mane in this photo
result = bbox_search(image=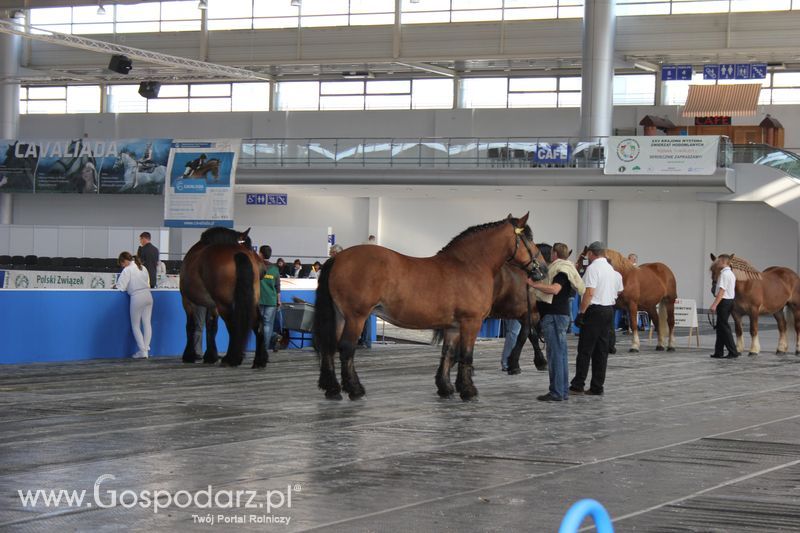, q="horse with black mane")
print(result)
[313,214,548,401]
[0,142,38,191]
[180,227,268,368]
